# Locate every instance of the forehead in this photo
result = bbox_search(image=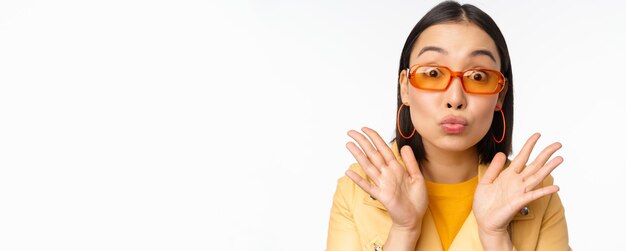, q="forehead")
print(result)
[410,22,500,69]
